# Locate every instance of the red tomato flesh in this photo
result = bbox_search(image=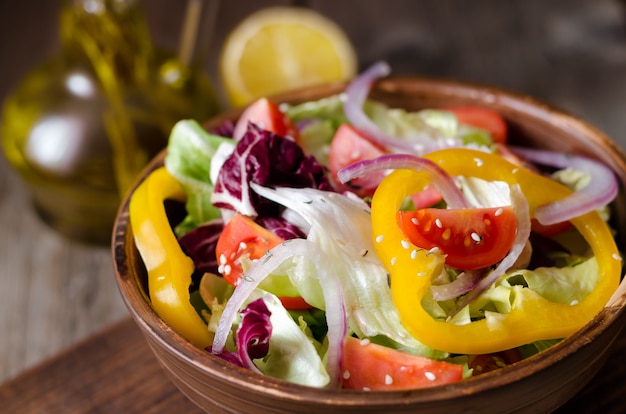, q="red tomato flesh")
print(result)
[341,337,463,390]
[410,185,443,209]
[328,123,386,197]
[447,106,508,144]
[215,213,284,286]
[397,206,518,270]
[233,98,300,141]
